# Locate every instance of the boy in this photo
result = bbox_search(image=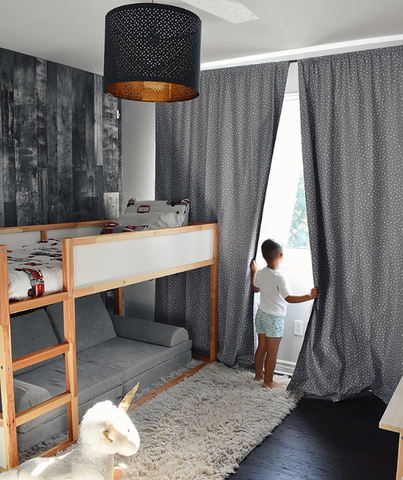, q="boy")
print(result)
[250,239,317,388]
